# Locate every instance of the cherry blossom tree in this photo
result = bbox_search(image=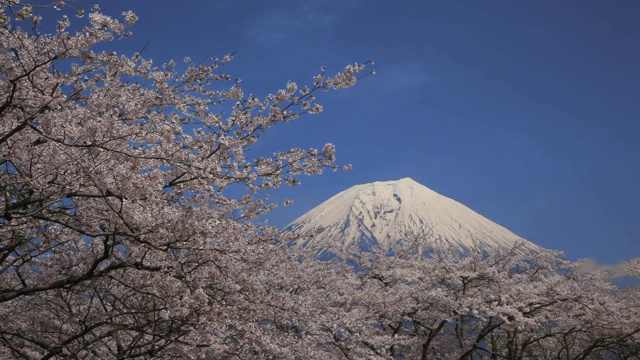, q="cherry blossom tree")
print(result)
[0,1,369,358]
[2,2,638,360]
[282,242,640,359]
